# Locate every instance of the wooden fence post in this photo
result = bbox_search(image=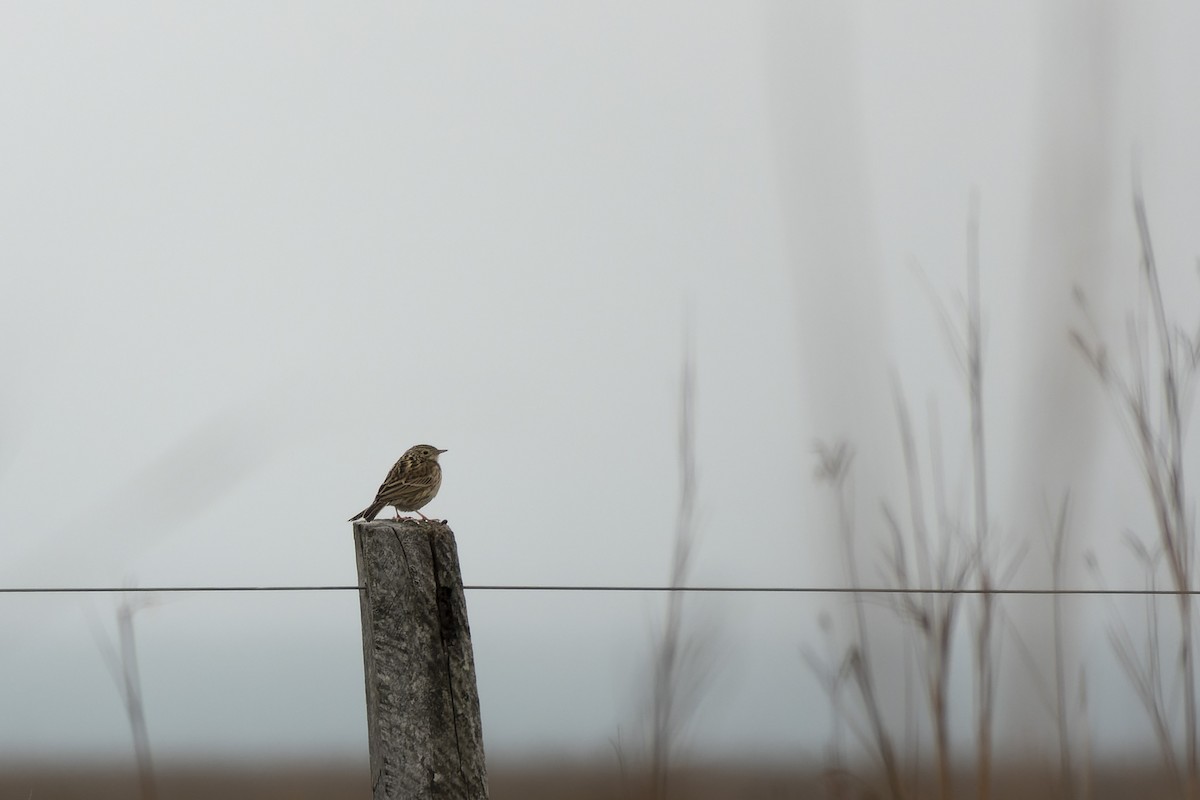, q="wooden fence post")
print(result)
[353,519,489,800]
